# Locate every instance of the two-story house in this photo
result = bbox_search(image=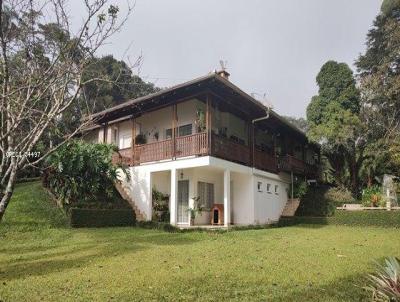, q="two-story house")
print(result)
[83,70,320,227]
